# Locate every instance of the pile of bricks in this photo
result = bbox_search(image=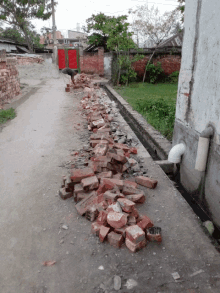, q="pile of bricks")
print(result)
[60,75,162,252]
[0,50,20,107]
[65,73,100,92]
